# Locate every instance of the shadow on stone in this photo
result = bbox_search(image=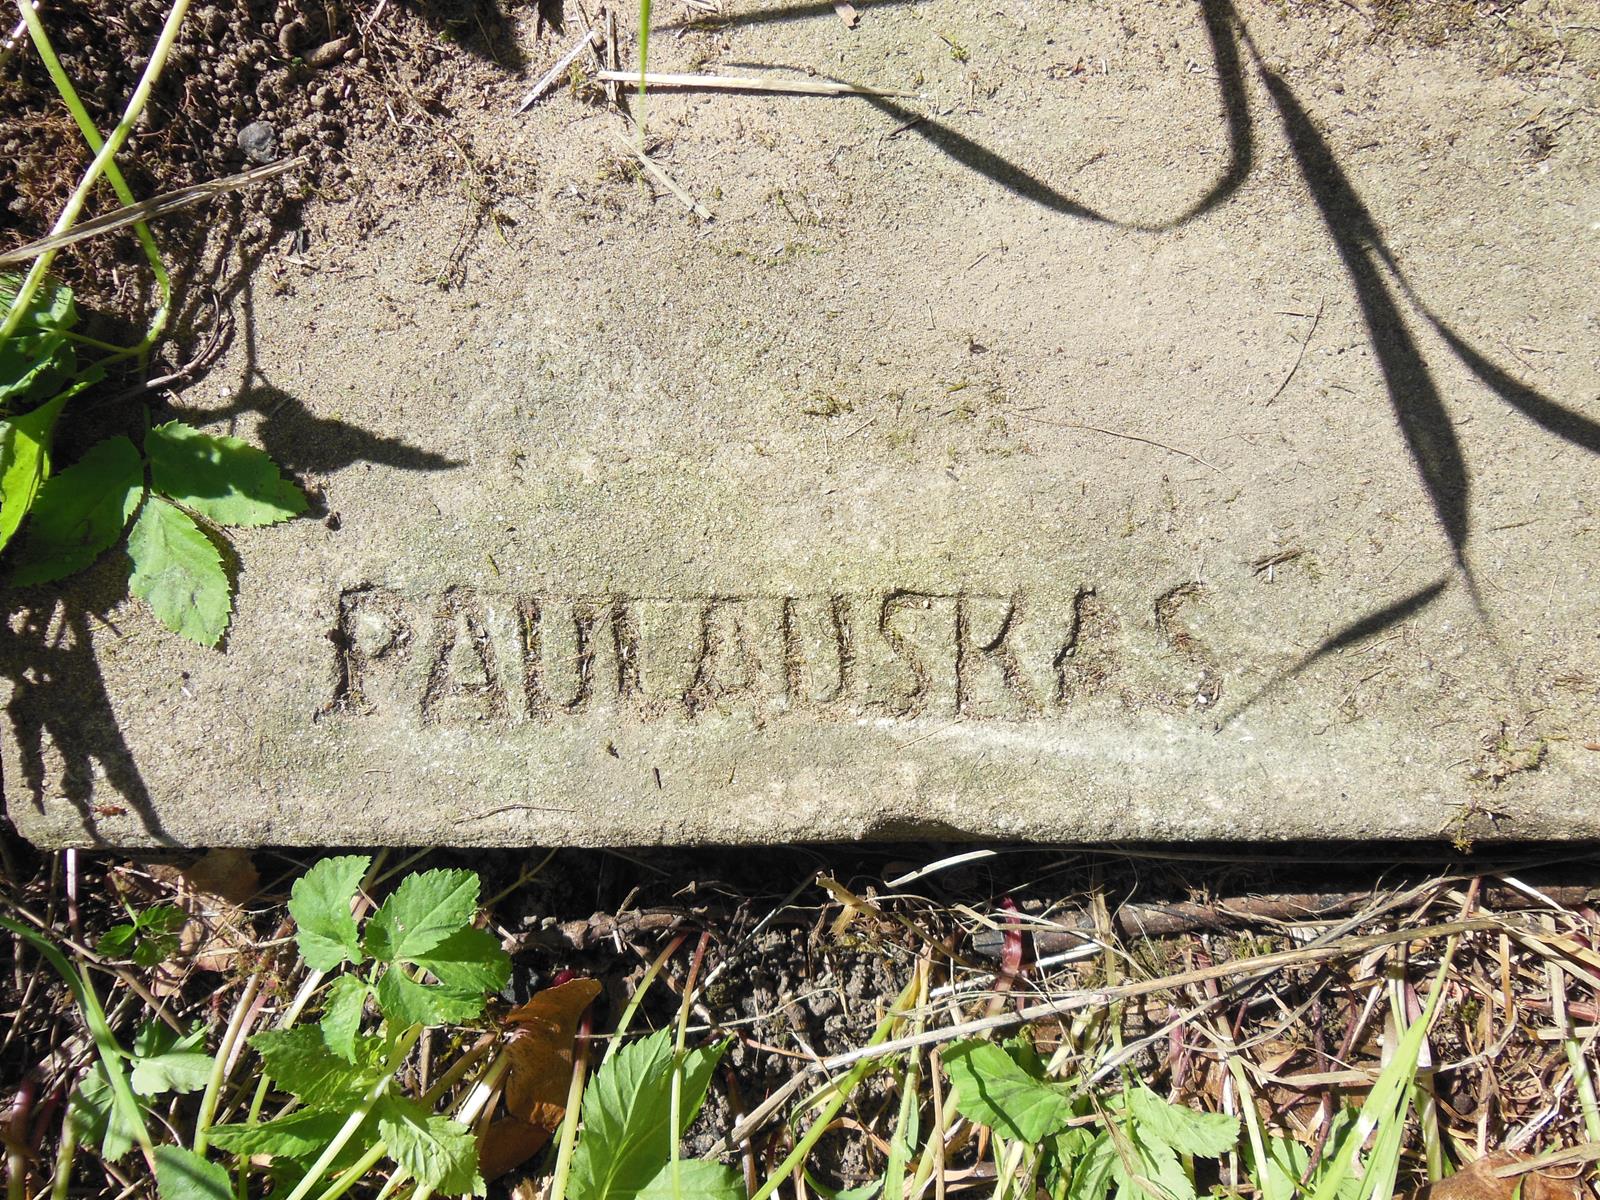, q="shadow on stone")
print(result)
[1,206,460,847]
[847,0,1599,689]
[2,561,175,847]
